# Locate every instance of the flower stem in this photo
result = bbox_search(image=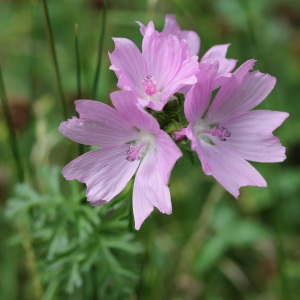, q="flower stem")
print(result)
[92,0,109,100]
[74,23,82,100]
[0,65,24,182]
[41,0,67,119]
[74,23,85,155]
